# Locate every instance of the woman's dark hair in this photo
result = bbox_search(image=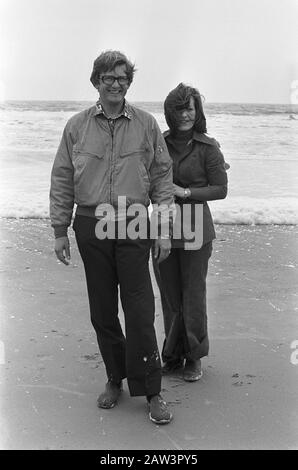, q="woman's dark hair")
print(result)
[164,83,207,135]
[90,50,136,87]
